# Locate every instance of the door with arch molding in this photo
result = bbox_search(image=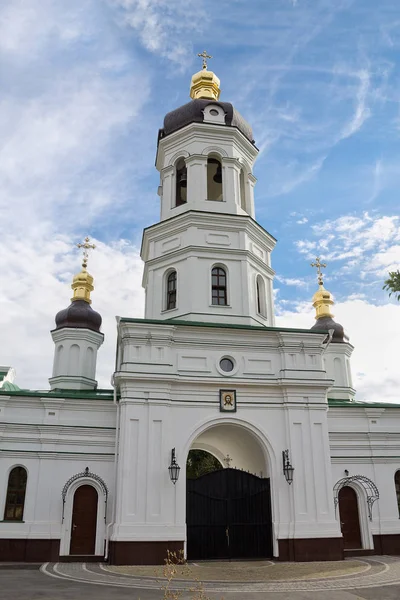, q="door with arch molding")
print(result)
[70,485,98,555]
[338,486,362,550]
